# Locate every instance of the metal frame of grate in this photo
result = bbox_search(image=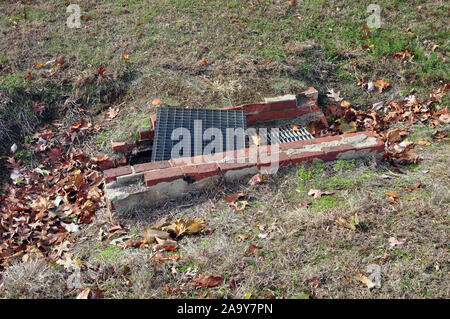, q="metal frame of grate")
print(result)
[255,125,314,145]
[152,107,248,162]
